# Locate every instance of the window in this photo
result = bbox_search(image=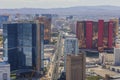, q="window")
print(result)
[3,73,7,80]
